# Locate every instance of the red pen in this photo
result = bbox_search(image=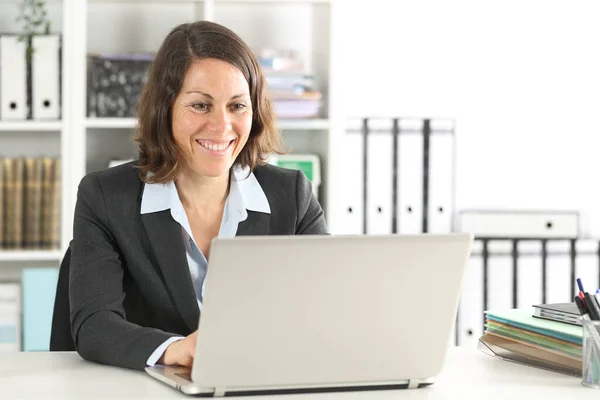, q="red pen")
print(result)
[580,291,586,307]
